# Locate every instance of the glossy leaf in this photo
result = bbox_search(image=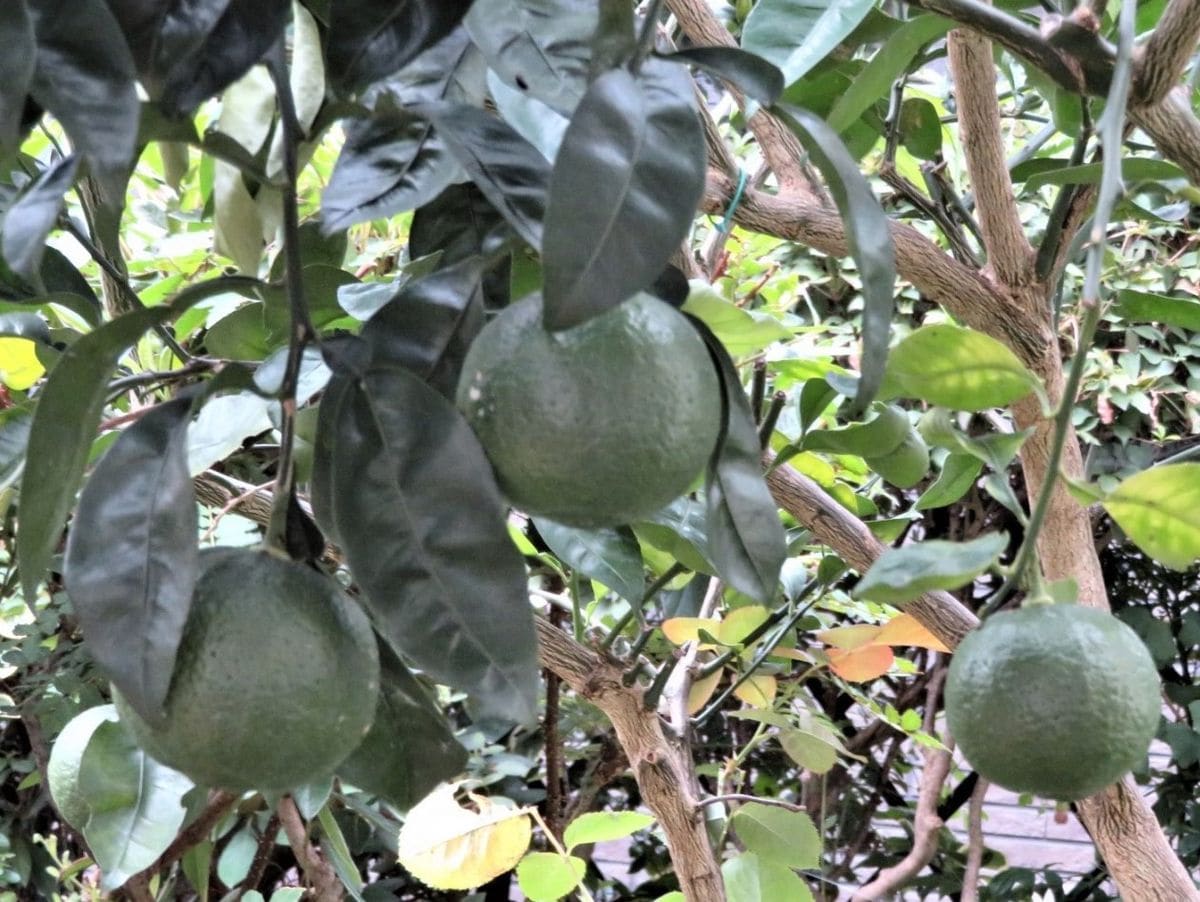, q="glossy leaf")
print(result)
[855,532,1009,604]
[698,323,787,603]
[488,72,570,162]
[915,452,982,510]
[730,802,820,869]
[534,519,645,603]
[0,0,35,149]
[543,61,704,330]
[722,851,814,902]
[327,0,473,92]
[517,852,586,902]
[17,307,168,603]
[396,785,532,891]
[802,403,908,456]
[323,367,538,723]
[464,0,595,115]
[338,639,467,810]
[886,324,1039,411]
[64,399,197,723]
[562,811,655,850]
[78,720,193,890]
[682,283,791,357]
[1103,463,1200,570]
[864,429,929,489]
[742,0,874,86]
[774,104,894,414]
[415,102,549,248]
[2,154,76,283]
[659,47,784,106]
[410,182,508,265]
[26,0,138,201]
